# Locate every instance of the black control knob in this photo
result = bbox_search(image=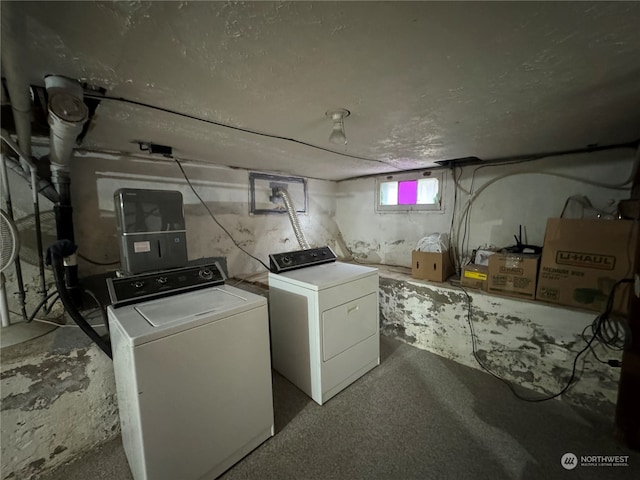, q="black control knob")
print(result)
[282,256,292,264]
[132,281,144,289]
[199,268,213,280]
[156,277,168,285]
